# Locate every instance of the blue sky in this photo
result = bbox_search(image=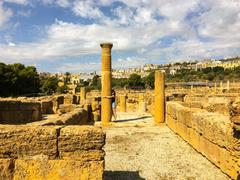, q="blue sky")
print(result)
[0,0,240,73]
